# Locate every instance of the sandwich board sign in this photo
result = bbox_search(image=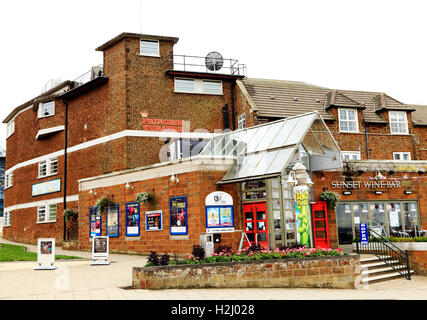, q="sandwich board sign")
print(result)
[34,238,57,270]
[91,236,110,265]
